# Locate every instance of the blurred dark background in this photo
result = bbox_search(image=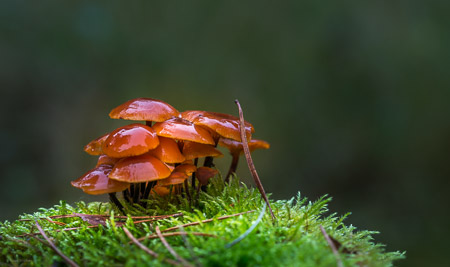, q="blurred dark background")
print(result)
[1,1,449,266]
